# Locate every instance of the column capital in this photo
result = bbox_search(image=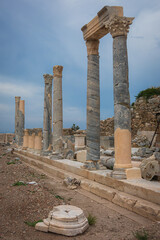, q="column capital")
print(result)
[86,39,99,55]
[43,74,53,84]
[53,65,63,78]
[15,96,21,102]
[105,16,134,38]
